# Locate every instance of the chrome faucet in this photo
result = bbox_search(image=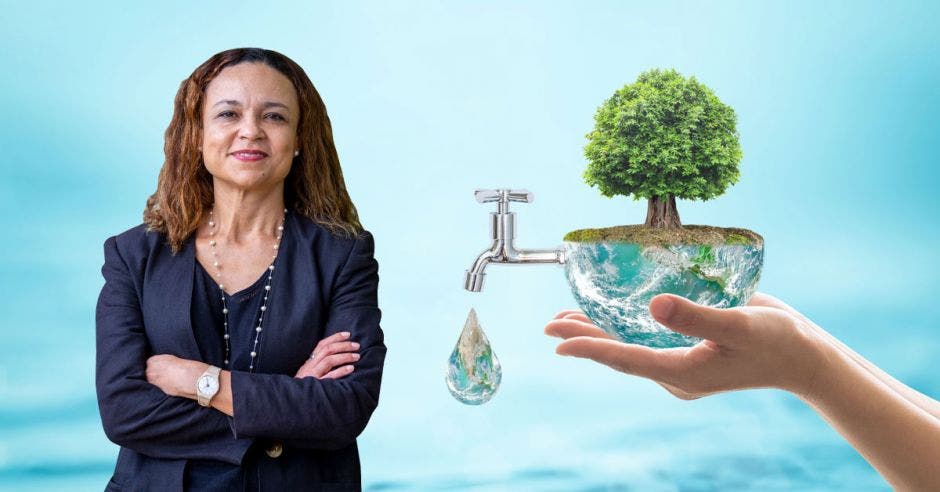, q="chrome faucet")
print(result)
[464,188,566,292]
